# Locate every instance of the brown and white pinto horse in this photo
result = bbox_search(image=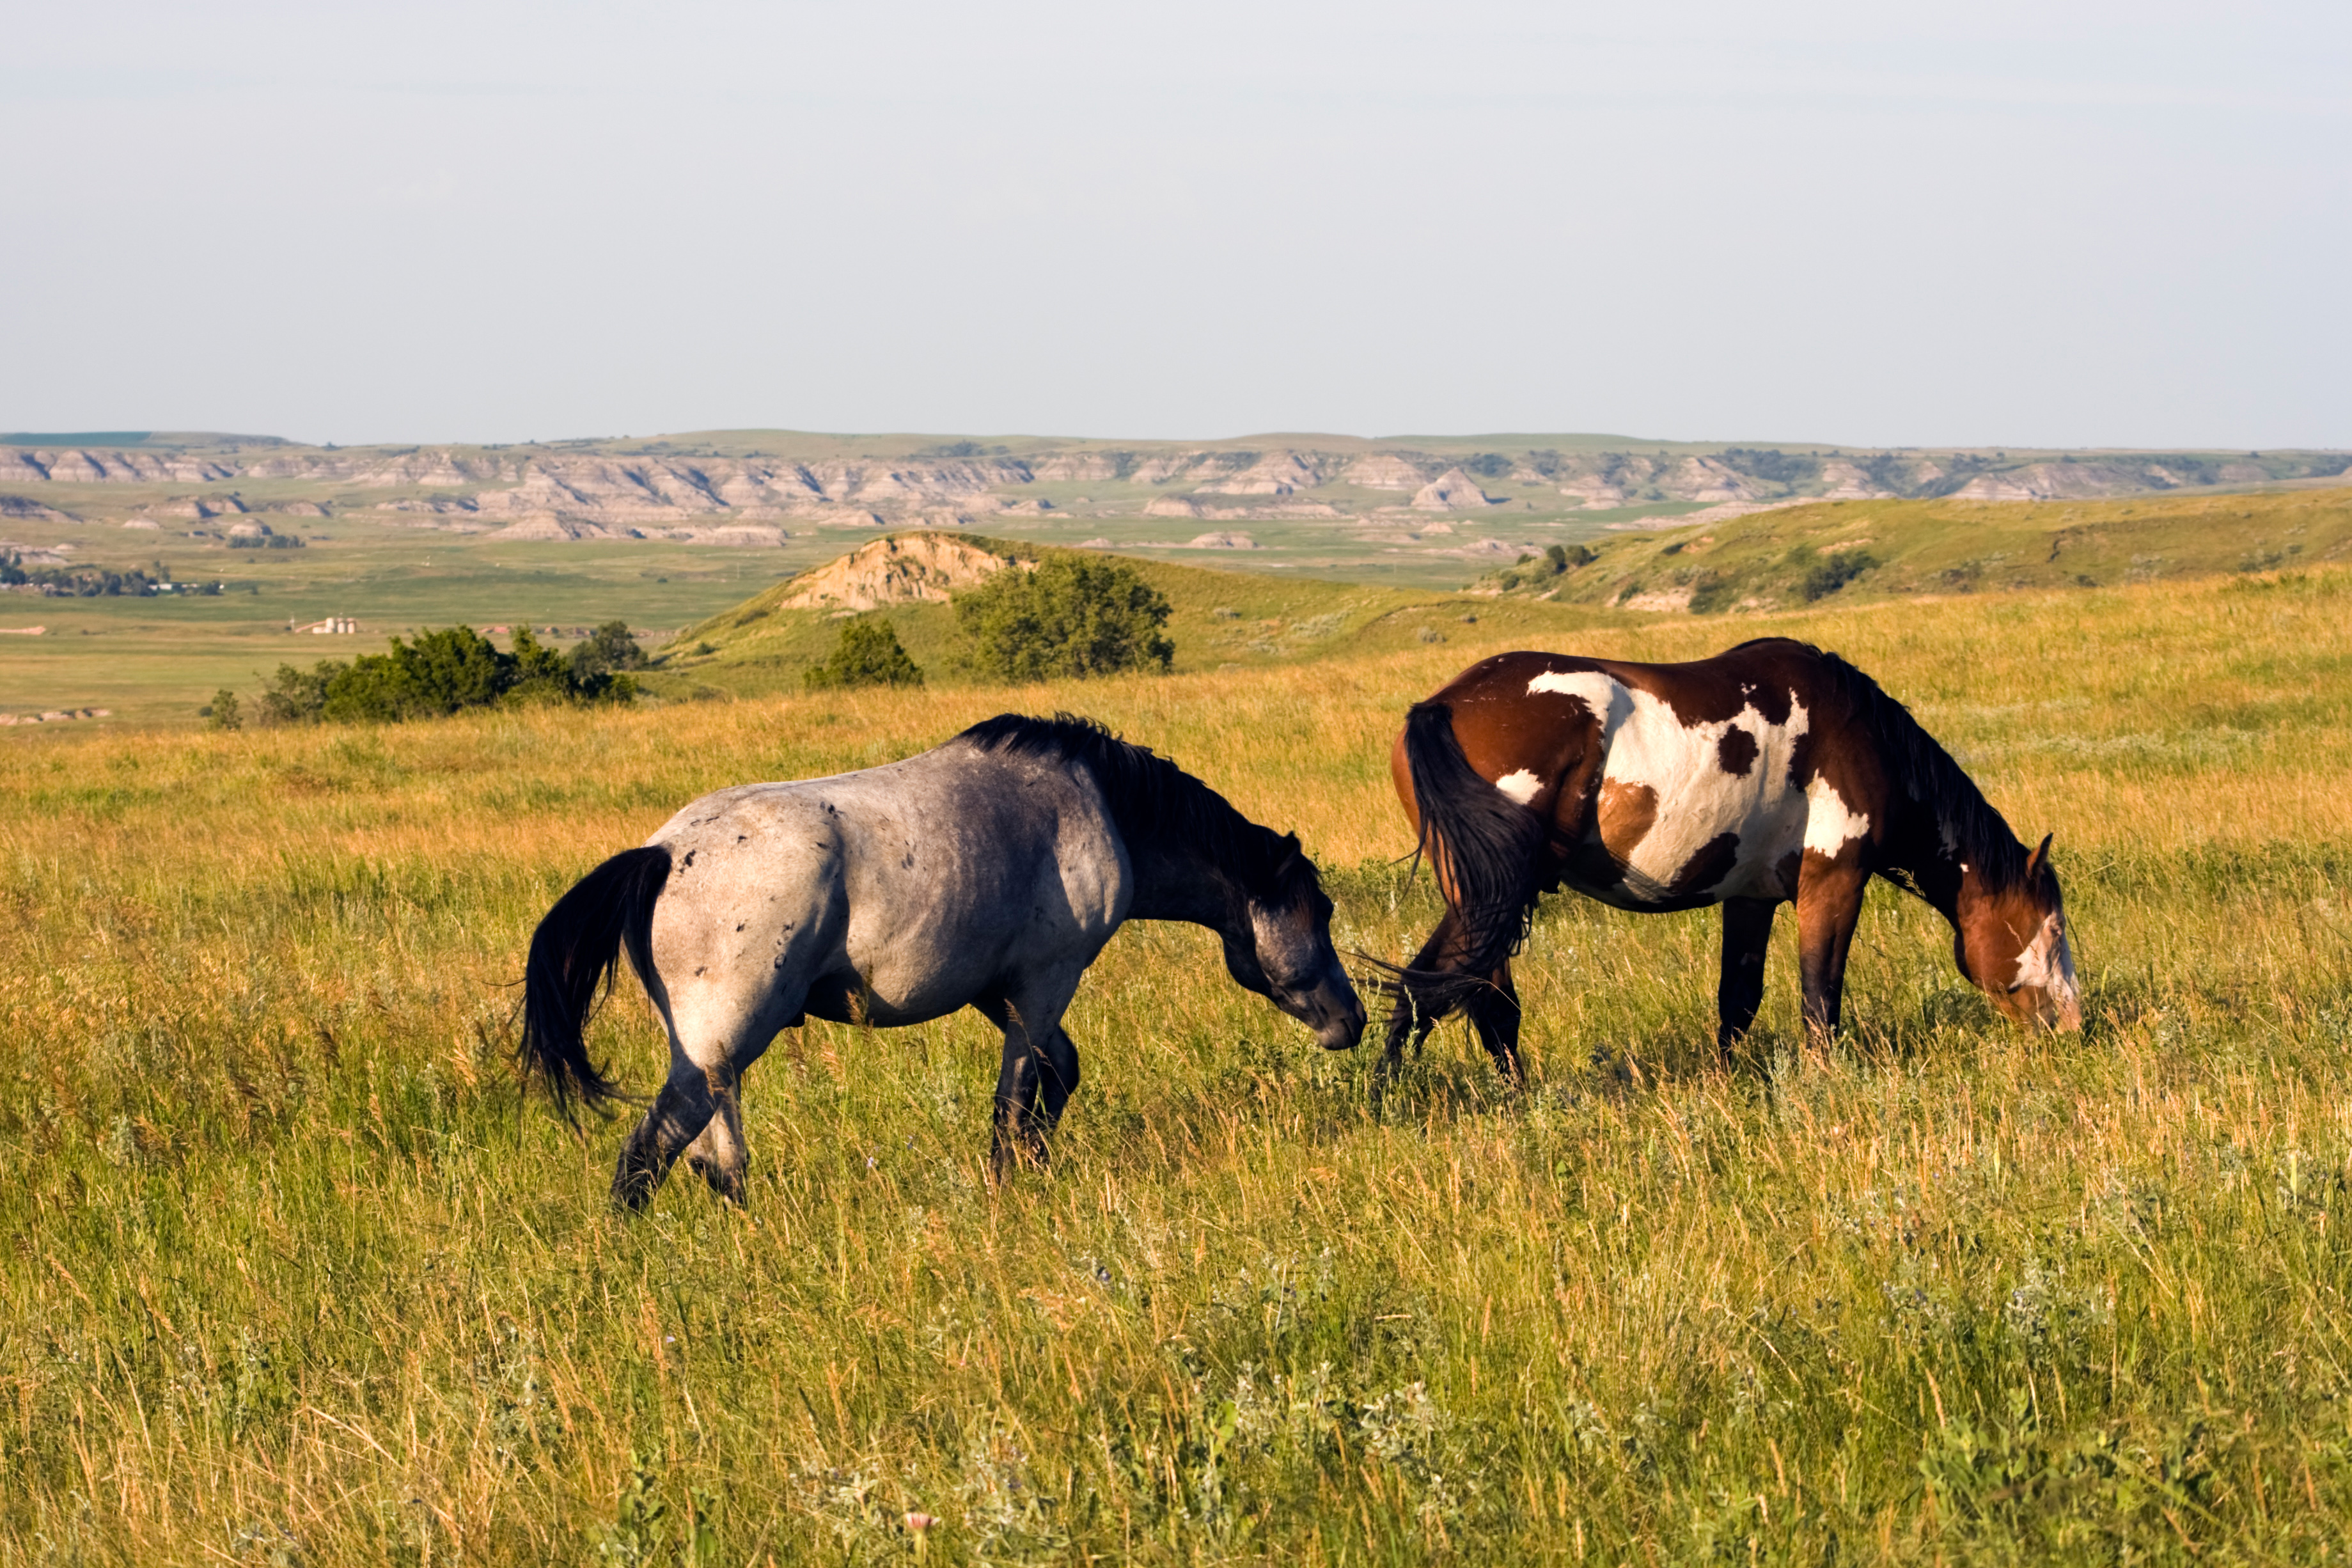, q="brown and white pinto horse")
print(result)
[1385,638,2081,1081]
